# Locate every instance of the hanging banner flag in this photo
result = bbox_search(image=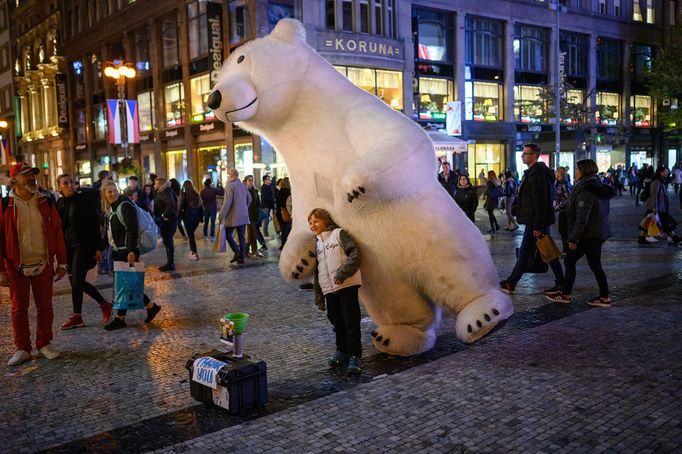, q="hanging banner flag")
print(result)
[446,101,462,136]
[107,99,121,144]
[126,99,139,144]
[0,137,8,166]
